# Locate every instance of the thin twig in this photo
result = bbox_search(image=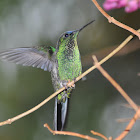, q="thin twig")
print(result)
[92,56,140,140]
[0,30,139,127]
[115,108,140,140]
[92,56,138,112]
[0,87,65,126]
[91,130,108,140]
[44,123,98,140]
[91,0,140,39]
